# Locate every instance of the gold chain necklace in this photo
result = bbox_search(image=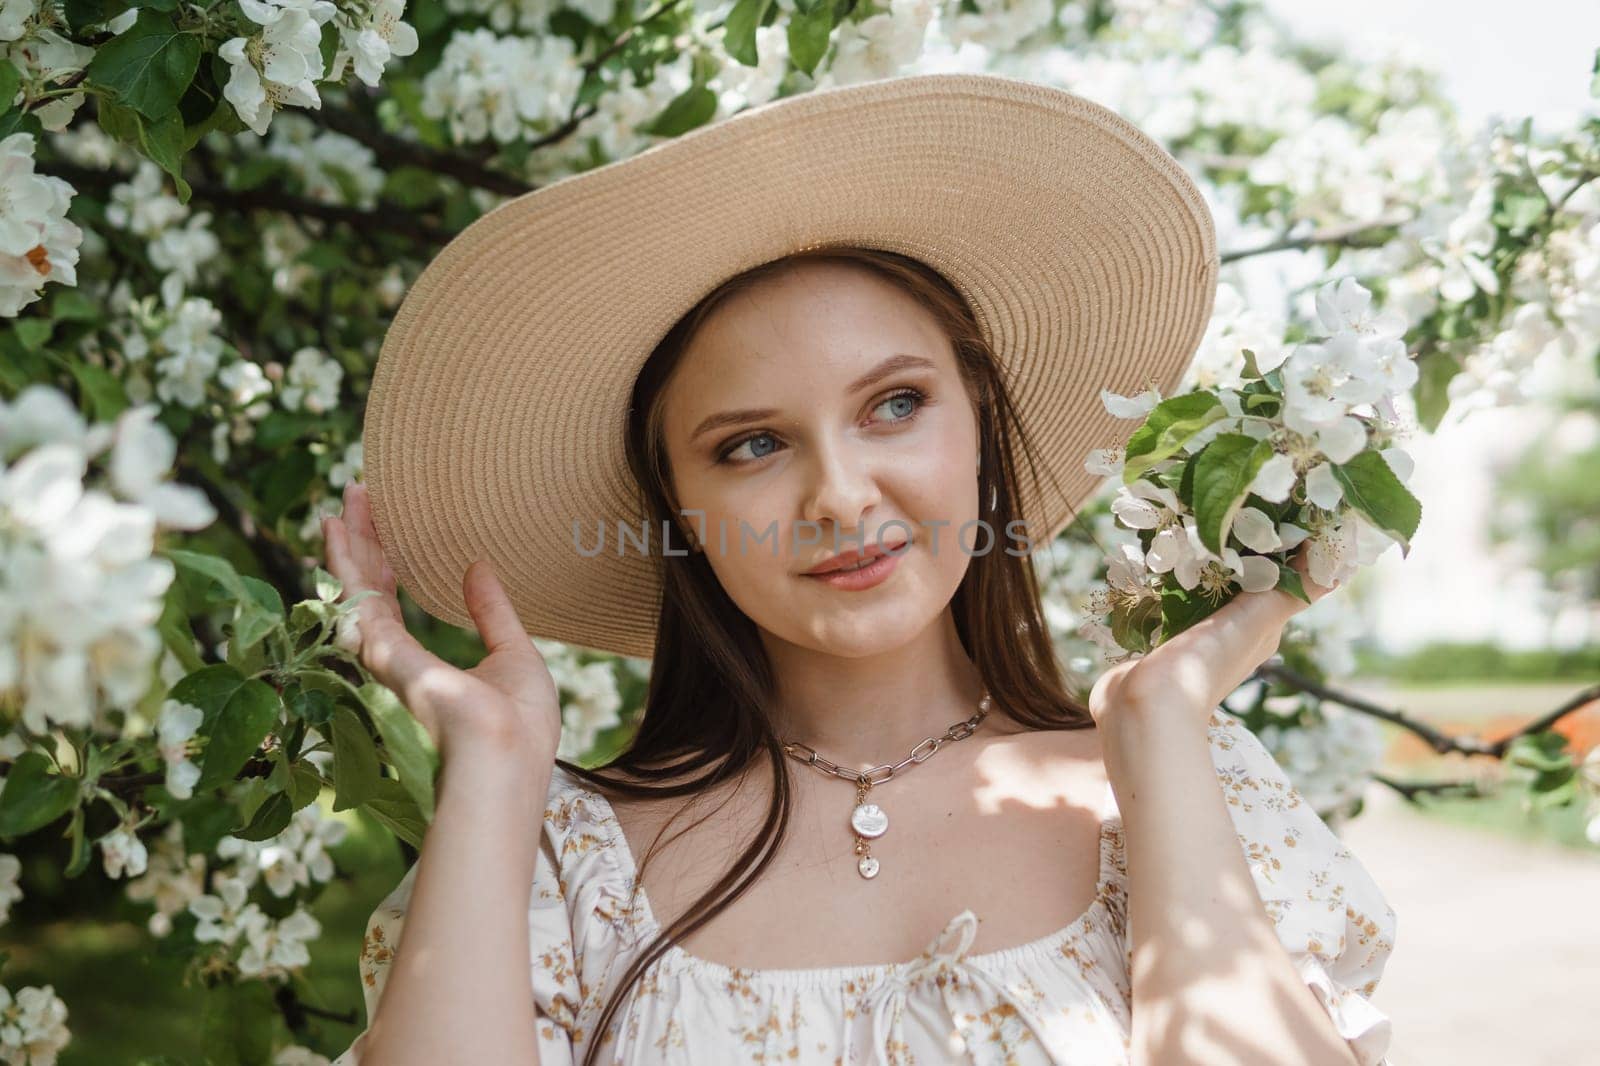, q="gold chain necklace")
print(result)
[781,692,992,880]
